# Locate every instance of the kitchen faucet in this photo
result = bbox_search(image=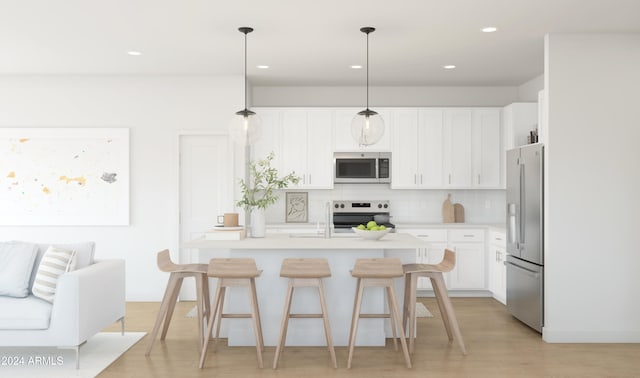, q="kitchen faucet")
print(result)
[325,201,331,238]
